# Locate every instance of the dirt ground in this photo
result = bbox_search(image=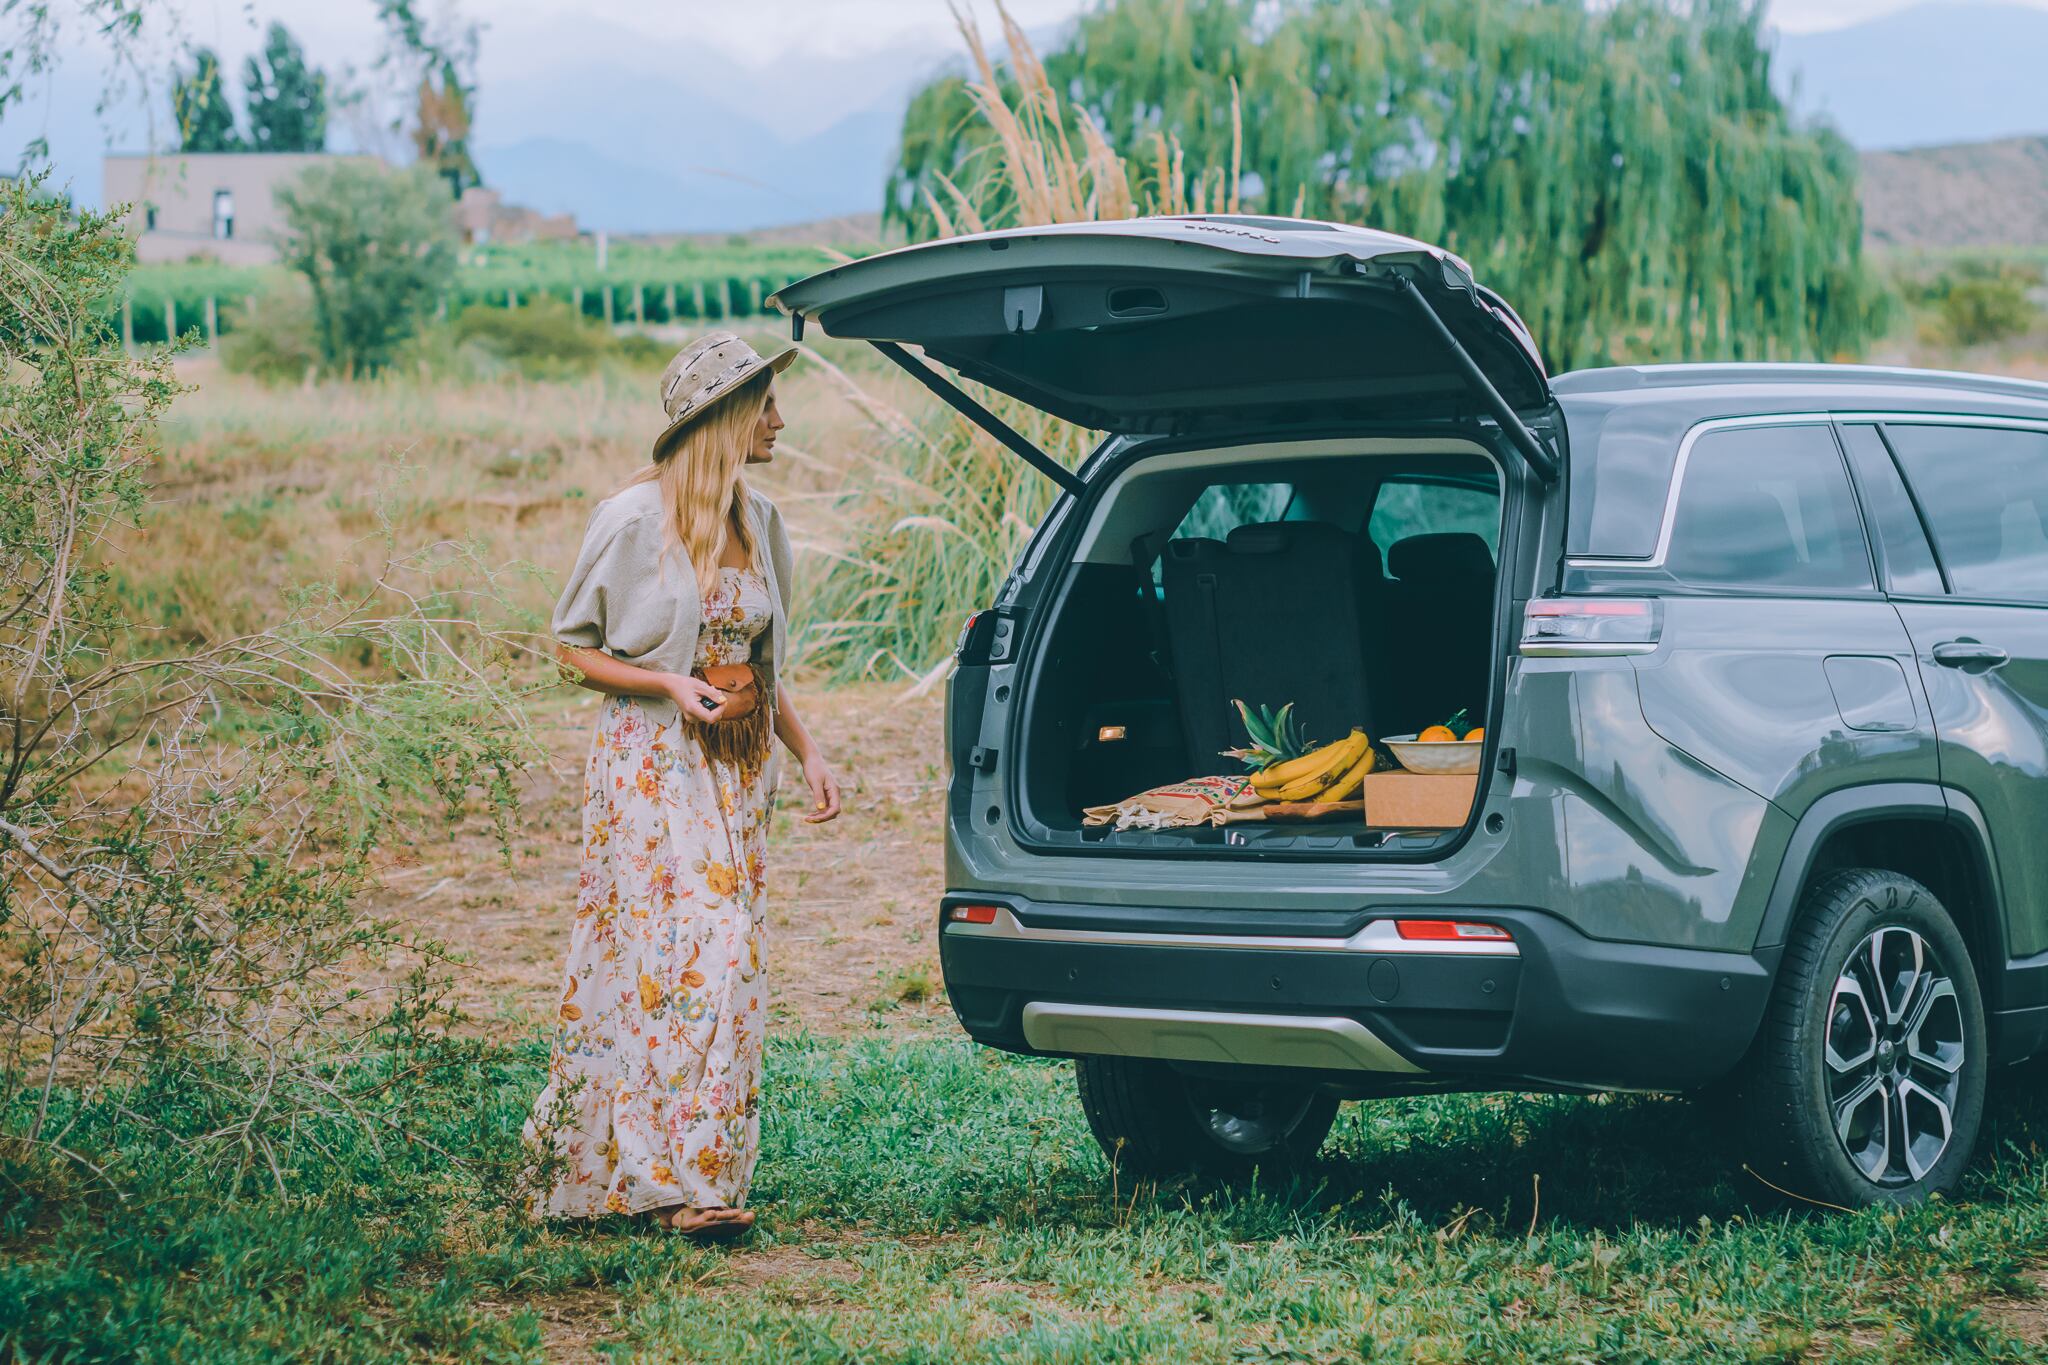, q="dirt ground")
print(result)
[361,680,953,1040]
